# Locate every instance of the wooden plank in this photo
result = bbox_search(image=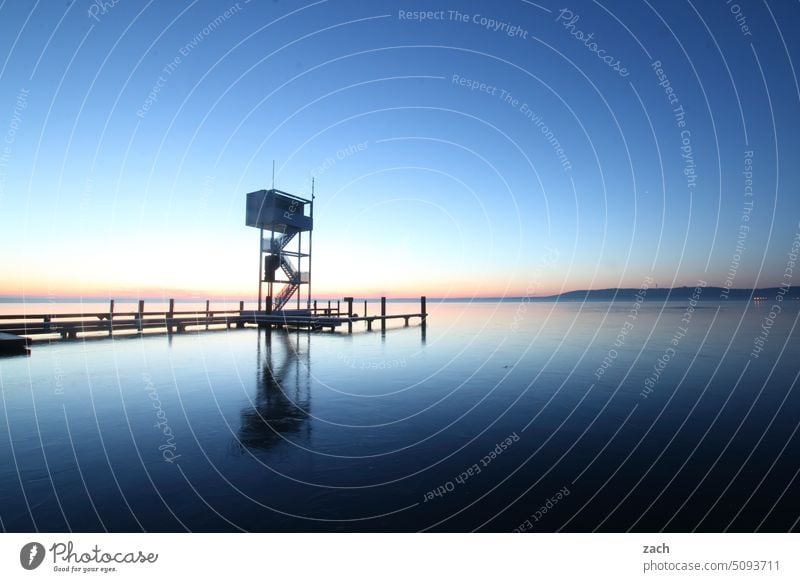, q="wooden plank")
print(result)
[0,332,30,353]
[0,300,426,341]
